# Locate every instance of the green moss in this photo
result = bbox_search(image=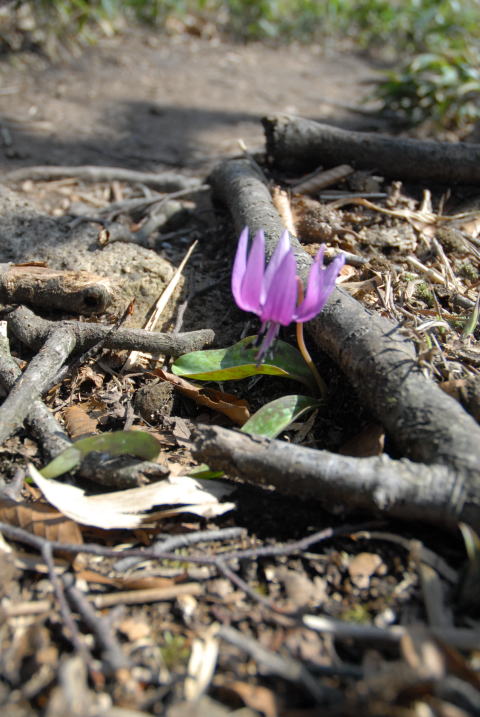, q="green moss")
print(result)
[457,261,479,282]
[414,282,435,307]
[160,631,190,670]
[340,604,372,624]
